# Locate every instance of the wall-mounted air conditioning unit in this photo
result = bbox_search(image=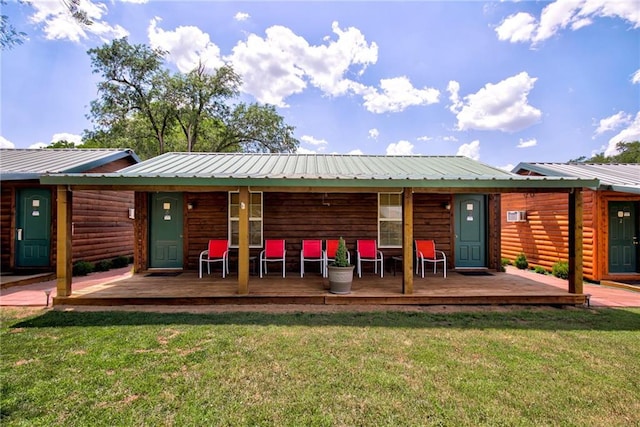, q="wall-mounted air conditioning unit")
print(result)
[506,210,527,222]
